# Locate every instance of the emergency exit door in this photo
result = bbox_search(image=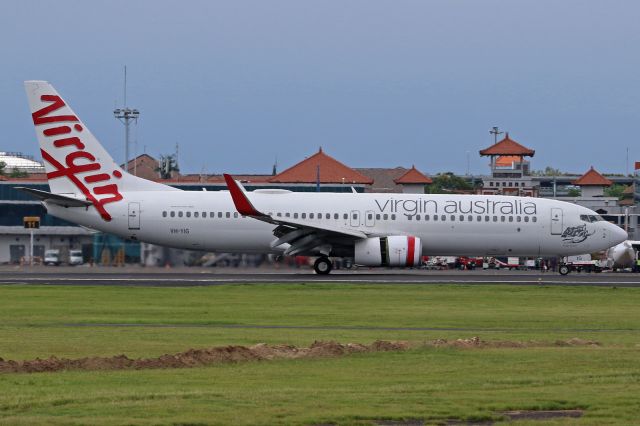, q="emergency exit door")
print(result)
[550,208,563,235]
[128,202,141,230]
